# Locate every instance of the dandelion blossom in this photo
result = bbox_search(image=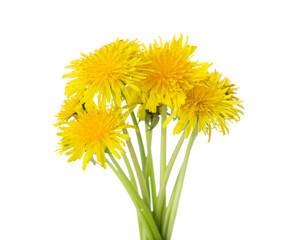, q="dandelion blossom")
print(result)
[163,72,243,141]
[141,35,211,112]
[55,94,84,126]
[63,39,146,107]
[216,73,244,109]
[56,104,133,170]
